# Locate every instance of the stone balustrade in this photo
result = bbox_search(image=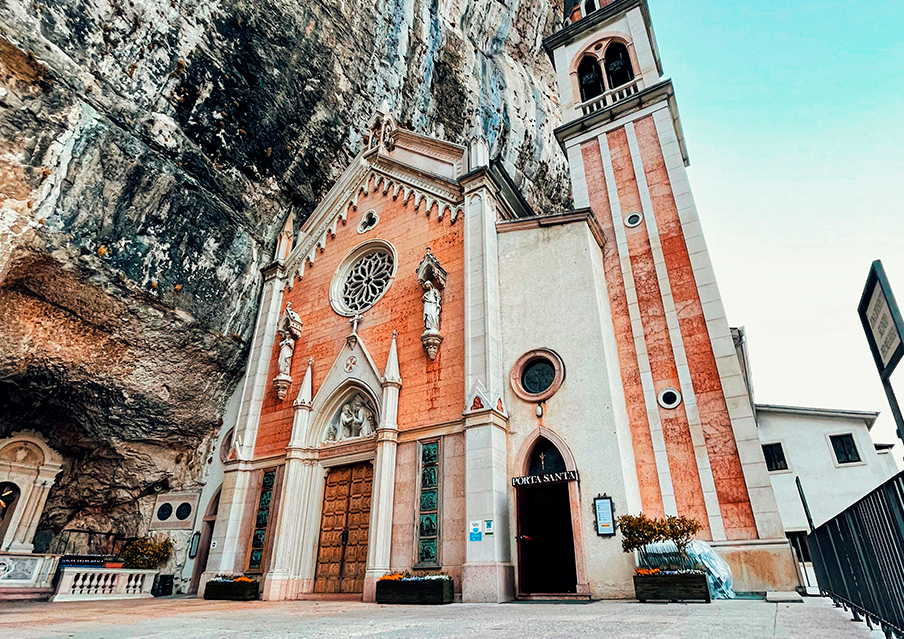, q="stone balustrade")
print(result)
[50,566,158,602]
